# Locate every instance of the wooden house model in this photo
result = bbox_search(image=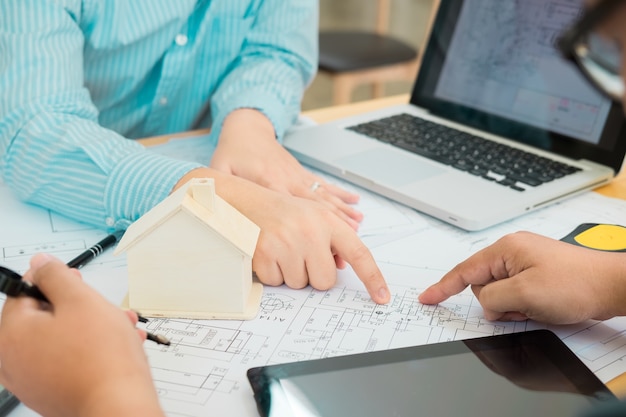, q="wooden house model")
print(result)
[114,178,262,320]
